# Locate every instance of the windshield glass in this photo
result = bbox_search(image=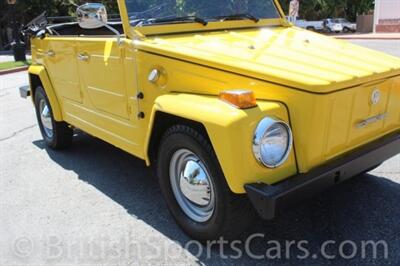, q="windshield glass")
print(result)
[124,0,280,26]
[335,19,348,23]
